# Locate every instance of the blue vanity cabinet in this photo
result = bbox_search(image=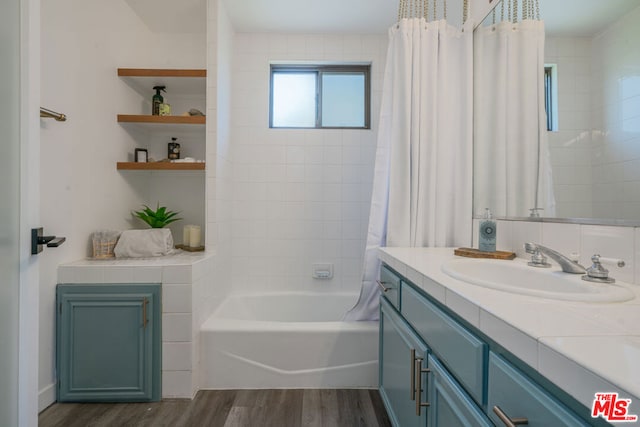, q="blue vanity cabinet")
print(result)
[427,354,493,427]
[56,284,161,402]
[378,262,593,427]
[488,352,589,427]
[379,297,429,427]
